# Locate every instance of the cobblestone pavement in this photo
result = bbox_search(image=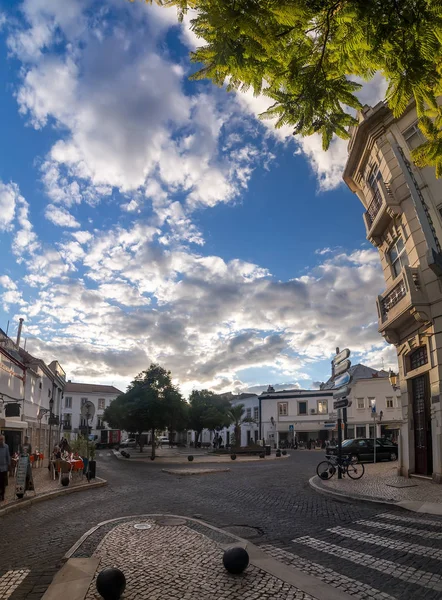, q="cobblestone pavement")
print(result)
[83,519,314,600]
[1,451,442,599]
